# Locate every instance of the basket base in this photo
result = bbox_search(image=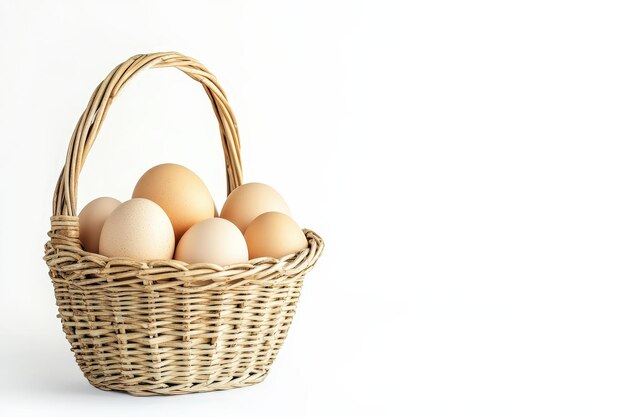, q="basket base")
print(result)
[85,370,269,396]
